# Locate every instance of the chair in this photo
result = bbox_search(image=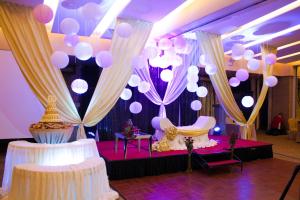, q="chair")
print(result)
[287,118,298,140]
